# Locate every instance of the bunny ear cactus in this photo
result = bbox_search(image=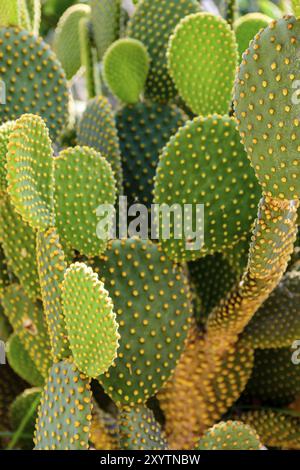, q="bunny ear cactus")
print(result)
[167,13,238,116]
[62,262,120,378]
[103,38,150,104]
[6,114,54,230]
[126,0,200,102]
[90,0,121,60]
[92,238,192,407]
[116,101,186,207]
[234,13,272,62]
[34,360,93,450]
[0,27,69,142]
[77,95,123,192]
[234,15,300,201]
